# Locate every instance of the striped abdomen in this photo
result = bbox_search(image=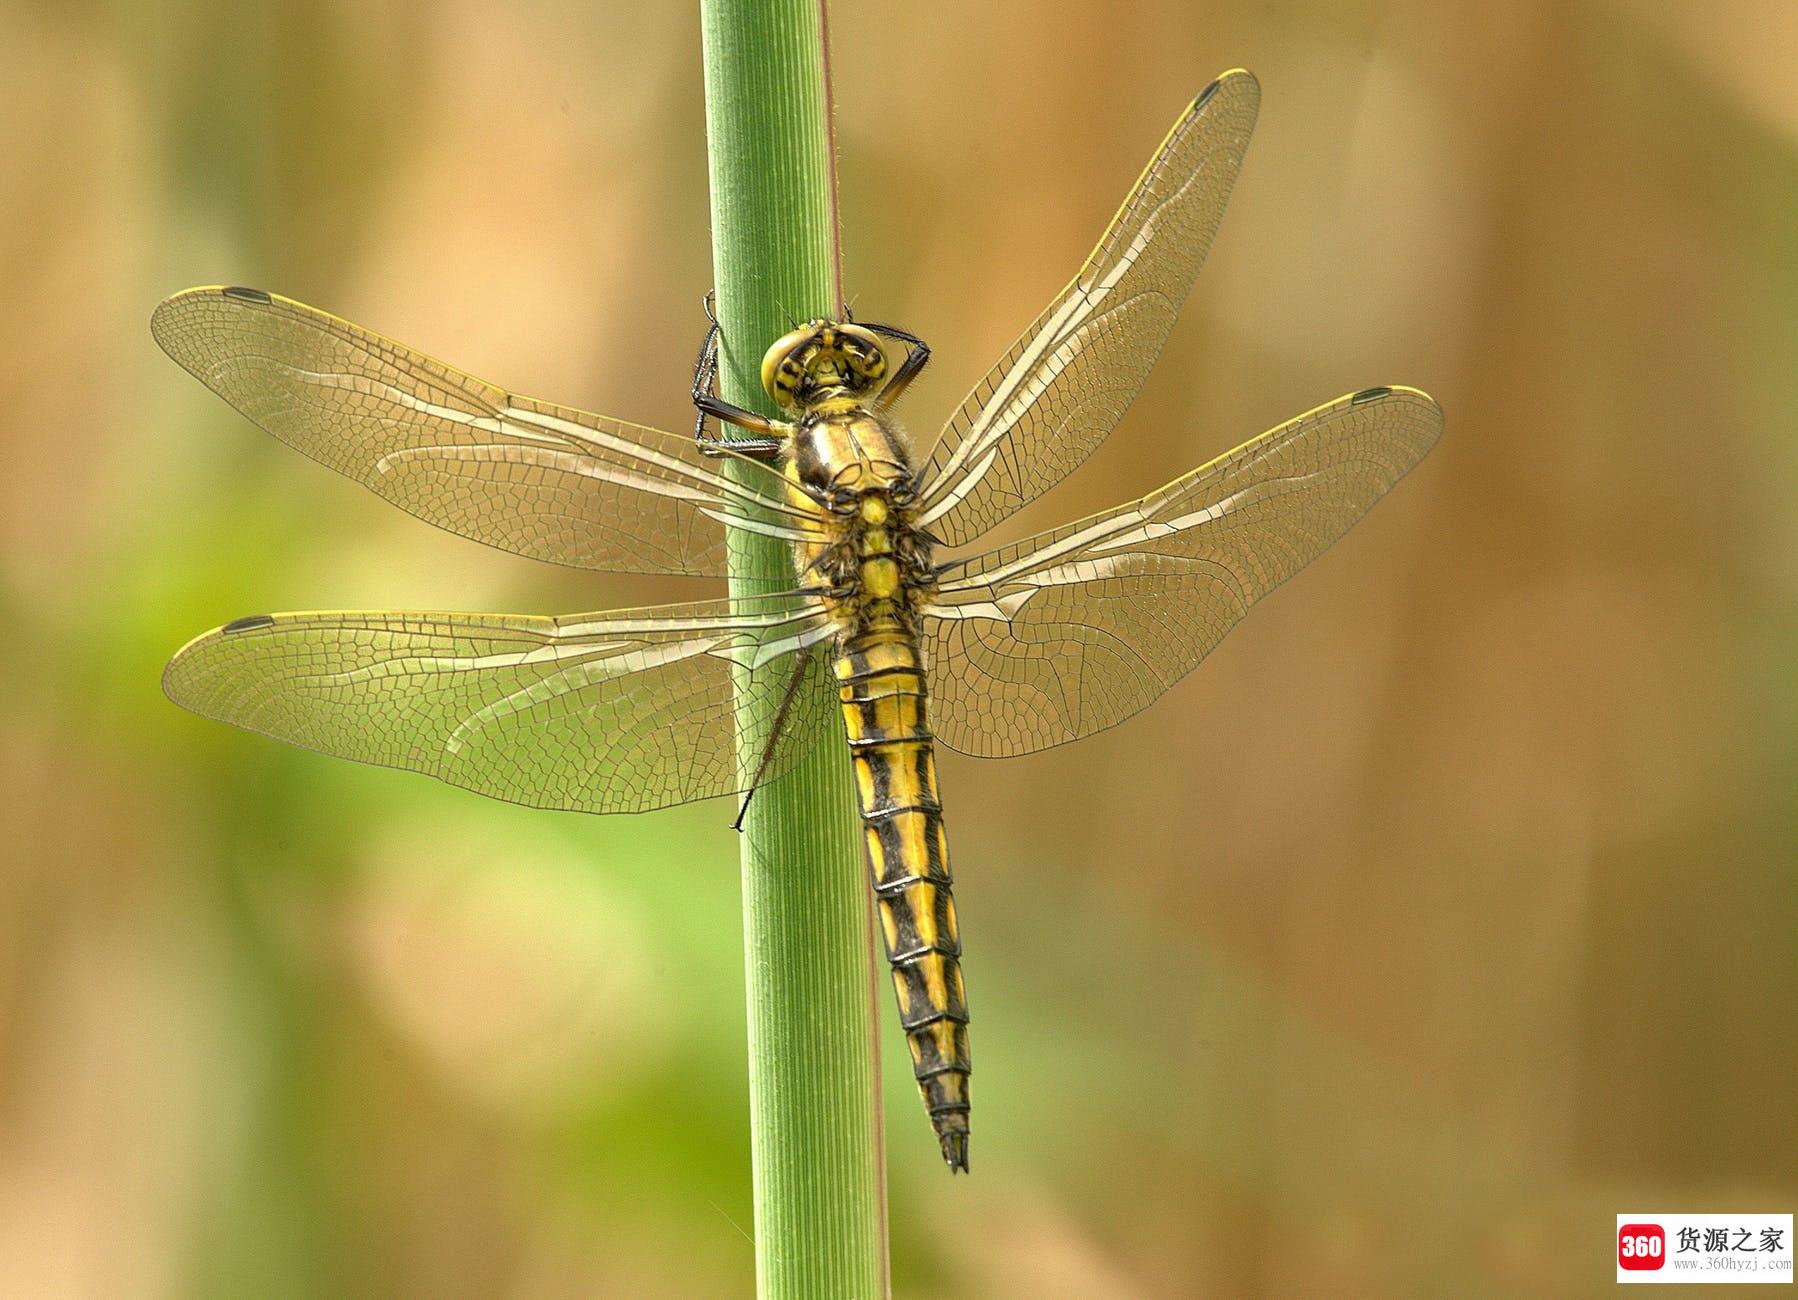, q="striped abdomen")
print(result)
[834,616,971,1172]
